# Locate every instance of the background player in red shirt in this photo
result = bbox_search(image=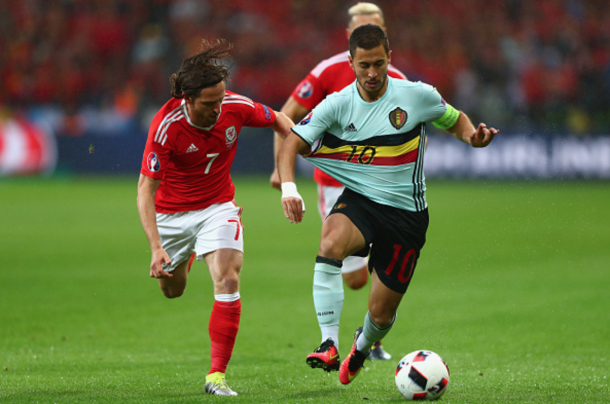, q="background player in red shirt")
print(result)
[270,2,404,367]
[137,39,293,396]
